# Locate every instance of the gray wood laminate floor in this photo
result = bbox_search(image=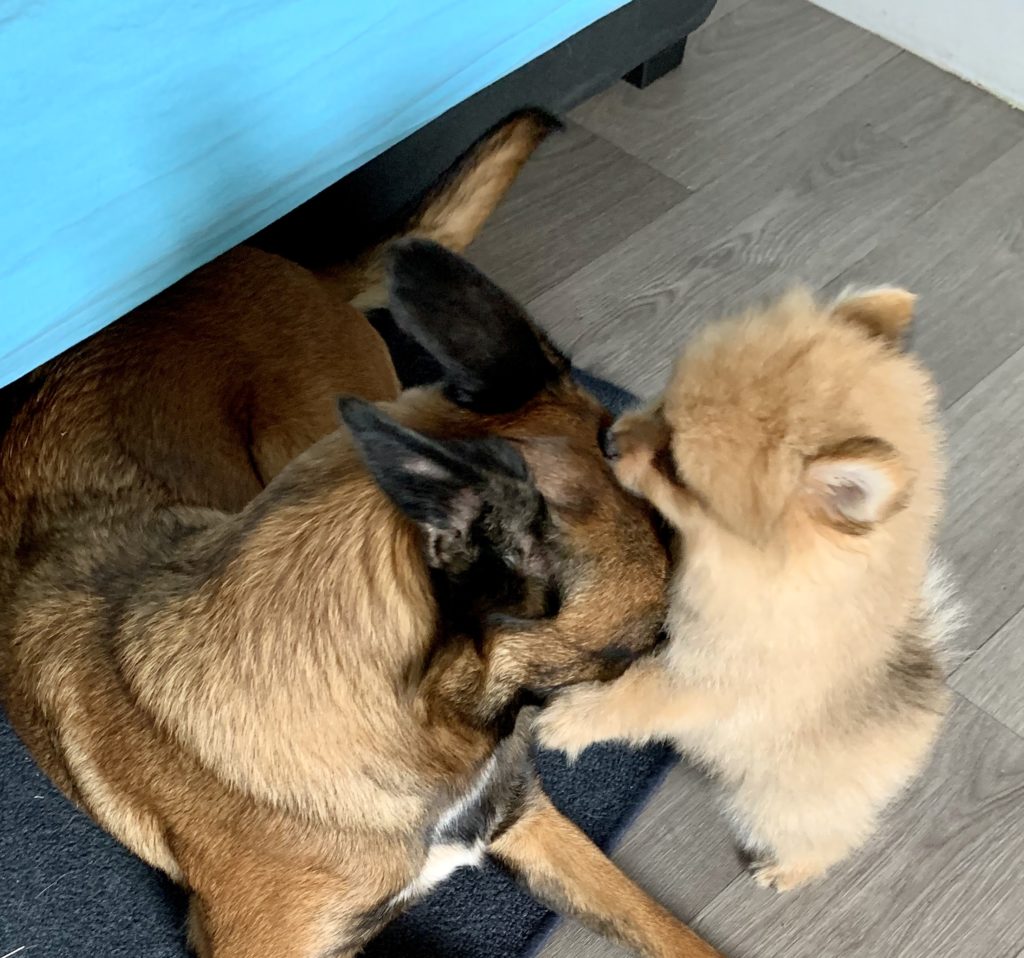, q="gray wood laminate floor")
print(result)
[470,3,1024,956]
